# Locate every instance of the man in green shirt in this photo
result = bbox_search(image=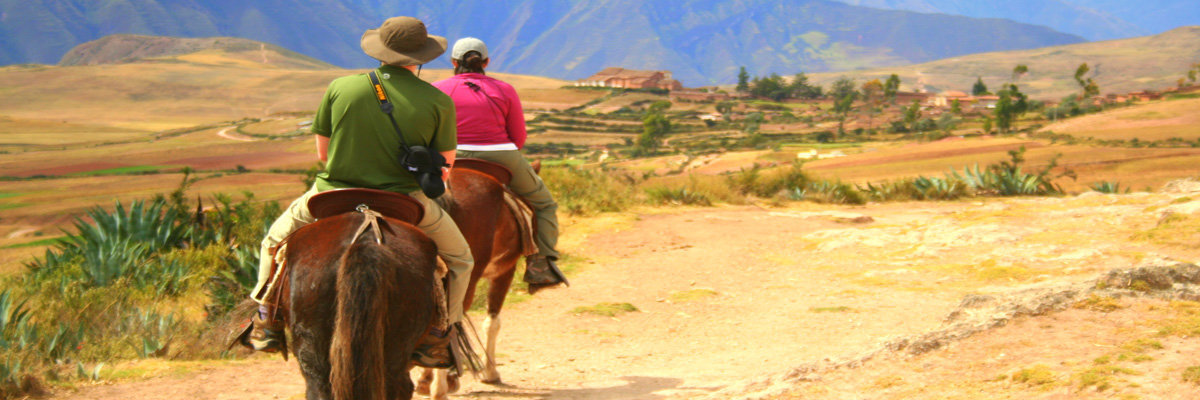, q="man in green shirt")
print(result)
[239,16,473,368]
